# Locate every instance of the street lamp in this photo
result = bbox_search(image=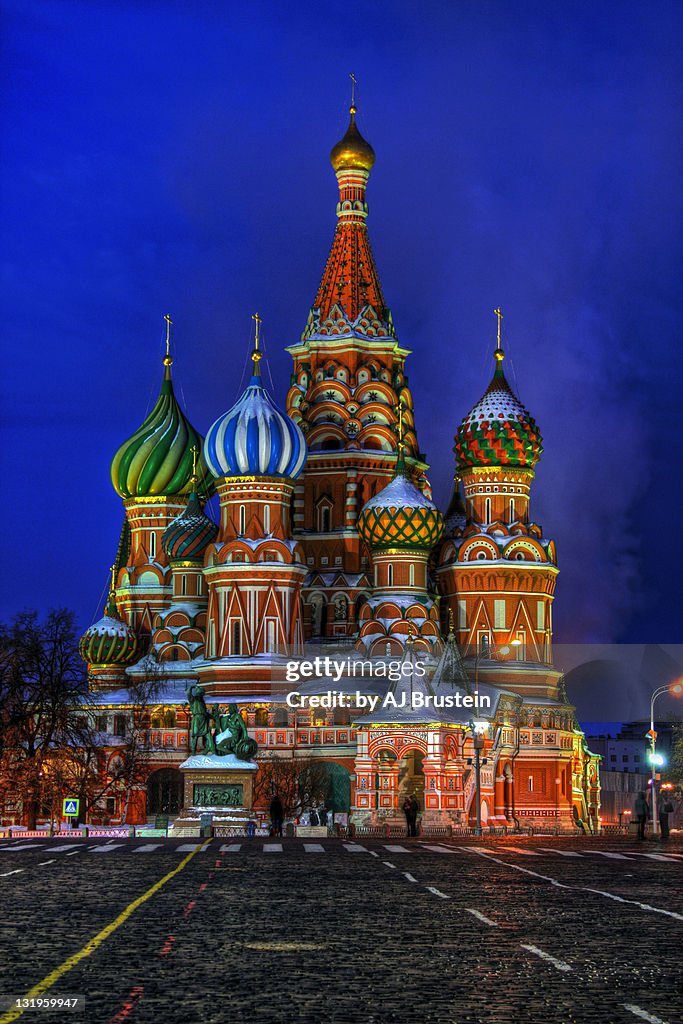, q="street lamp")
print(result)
[648,680,683,836]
